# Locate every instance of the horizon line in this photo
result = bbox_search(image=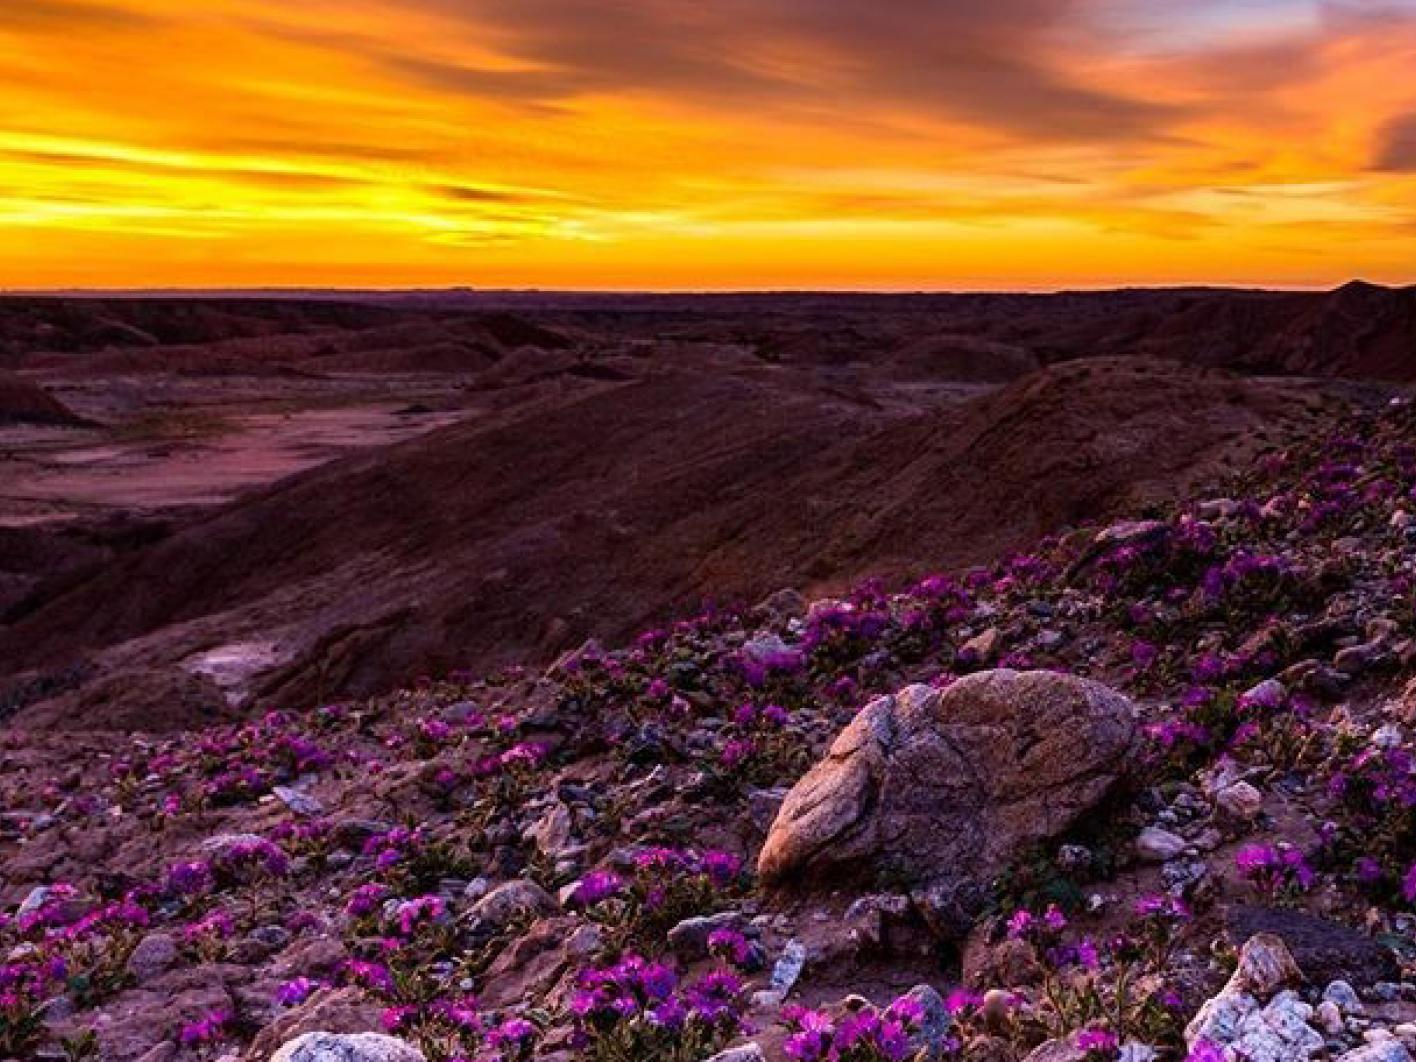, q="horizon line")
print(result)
[0,278,1407,299]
